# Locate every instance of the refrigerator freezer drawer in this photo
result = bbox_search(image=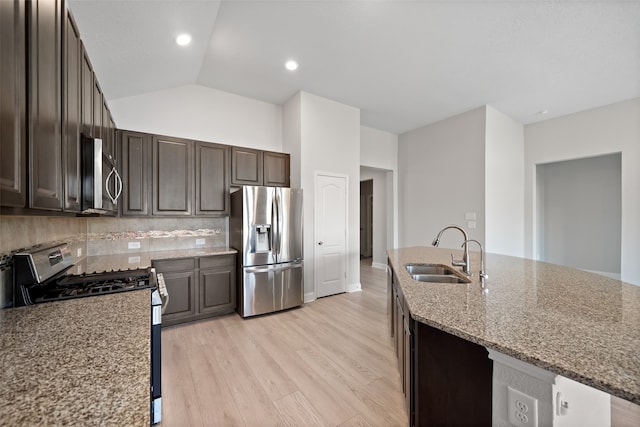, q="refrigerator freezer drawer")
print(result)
[239,262,303,317]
